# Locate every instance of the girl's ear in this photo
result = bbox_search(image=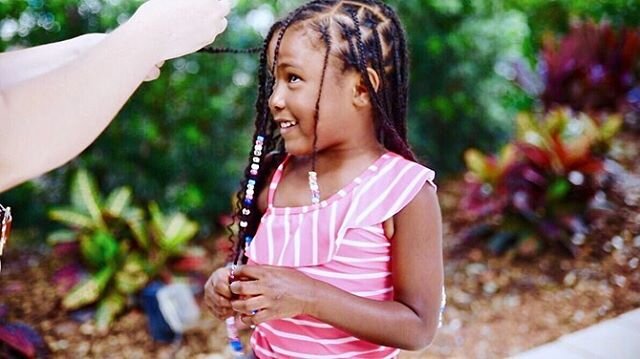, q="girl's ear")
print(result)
[353,67,380,108]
